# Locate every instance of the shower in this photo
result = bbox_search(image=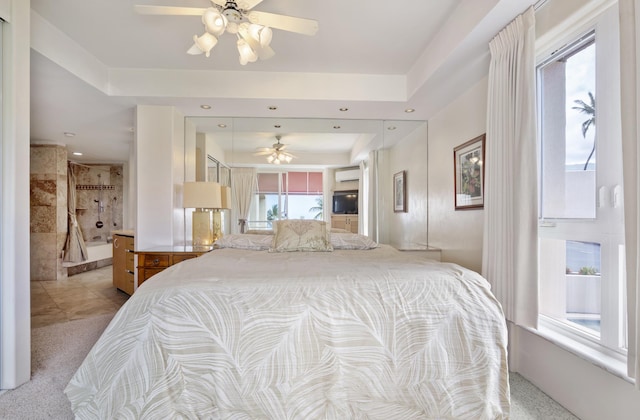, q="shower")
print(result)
[94,173,105,228]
